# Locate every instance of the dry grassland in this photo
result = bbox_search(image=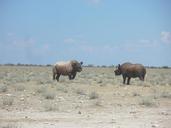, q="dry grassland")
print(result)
[0,66,171,128]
